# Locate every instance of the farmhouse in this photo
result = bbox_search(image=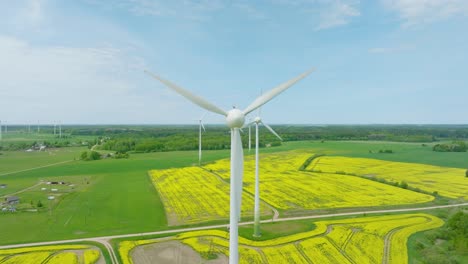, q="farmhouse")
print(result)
[0,184,7,188]
[5,196,20,205]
